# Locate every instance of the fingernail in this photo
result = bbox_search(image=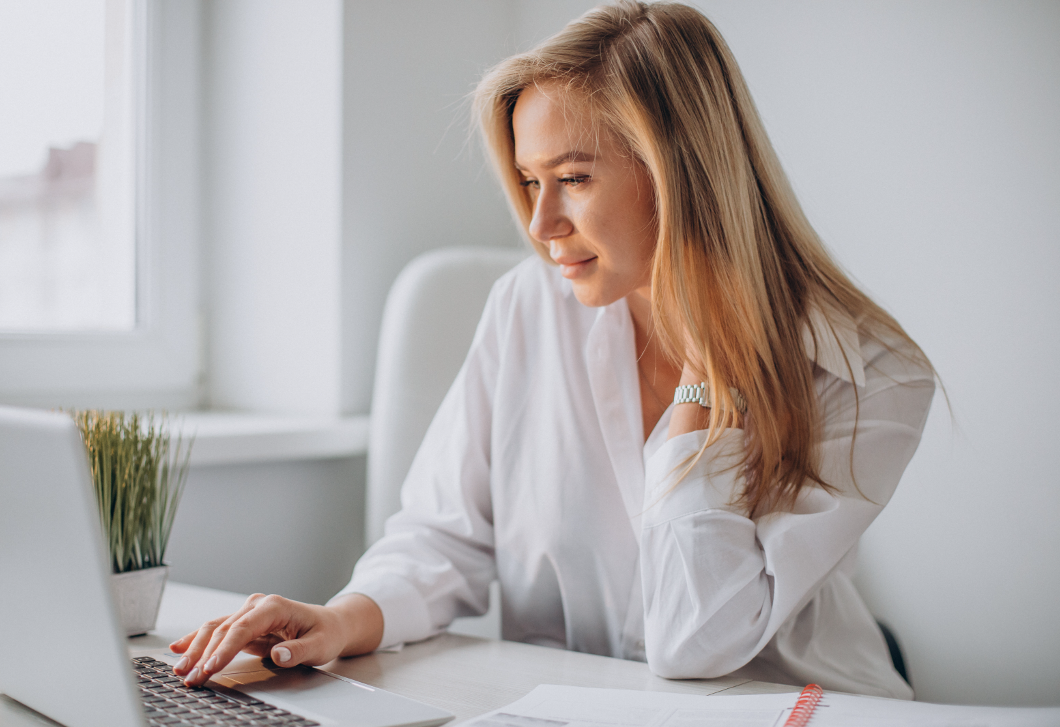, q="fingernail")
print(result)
[174,656,189,672]
[274,647,291,664]
[204,656,217,673]
[185,667,201,685]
